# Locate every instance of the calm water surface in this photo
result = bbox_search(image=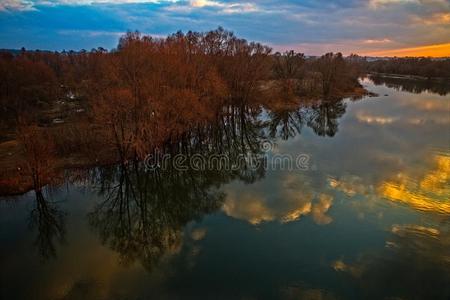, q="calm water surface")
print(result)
[1,77,449,300]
